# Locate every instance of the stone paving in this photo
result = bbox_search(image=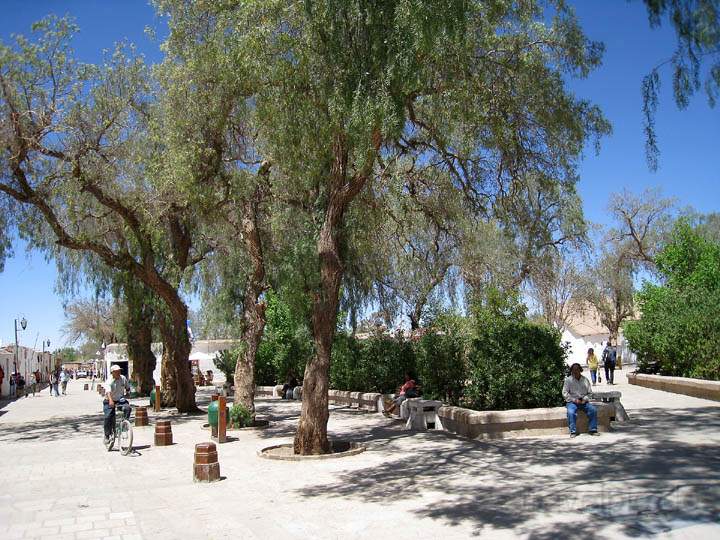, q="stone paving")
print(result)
[0,369,719,540]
